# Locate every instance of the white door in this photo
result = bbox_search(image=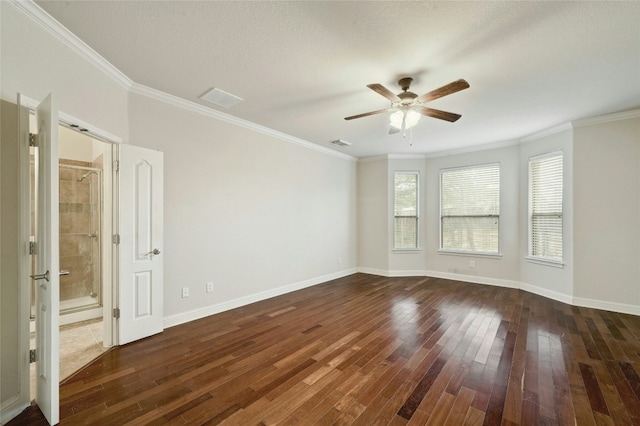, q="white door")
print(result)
[33,94,60,425]
[117,144,164,345]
